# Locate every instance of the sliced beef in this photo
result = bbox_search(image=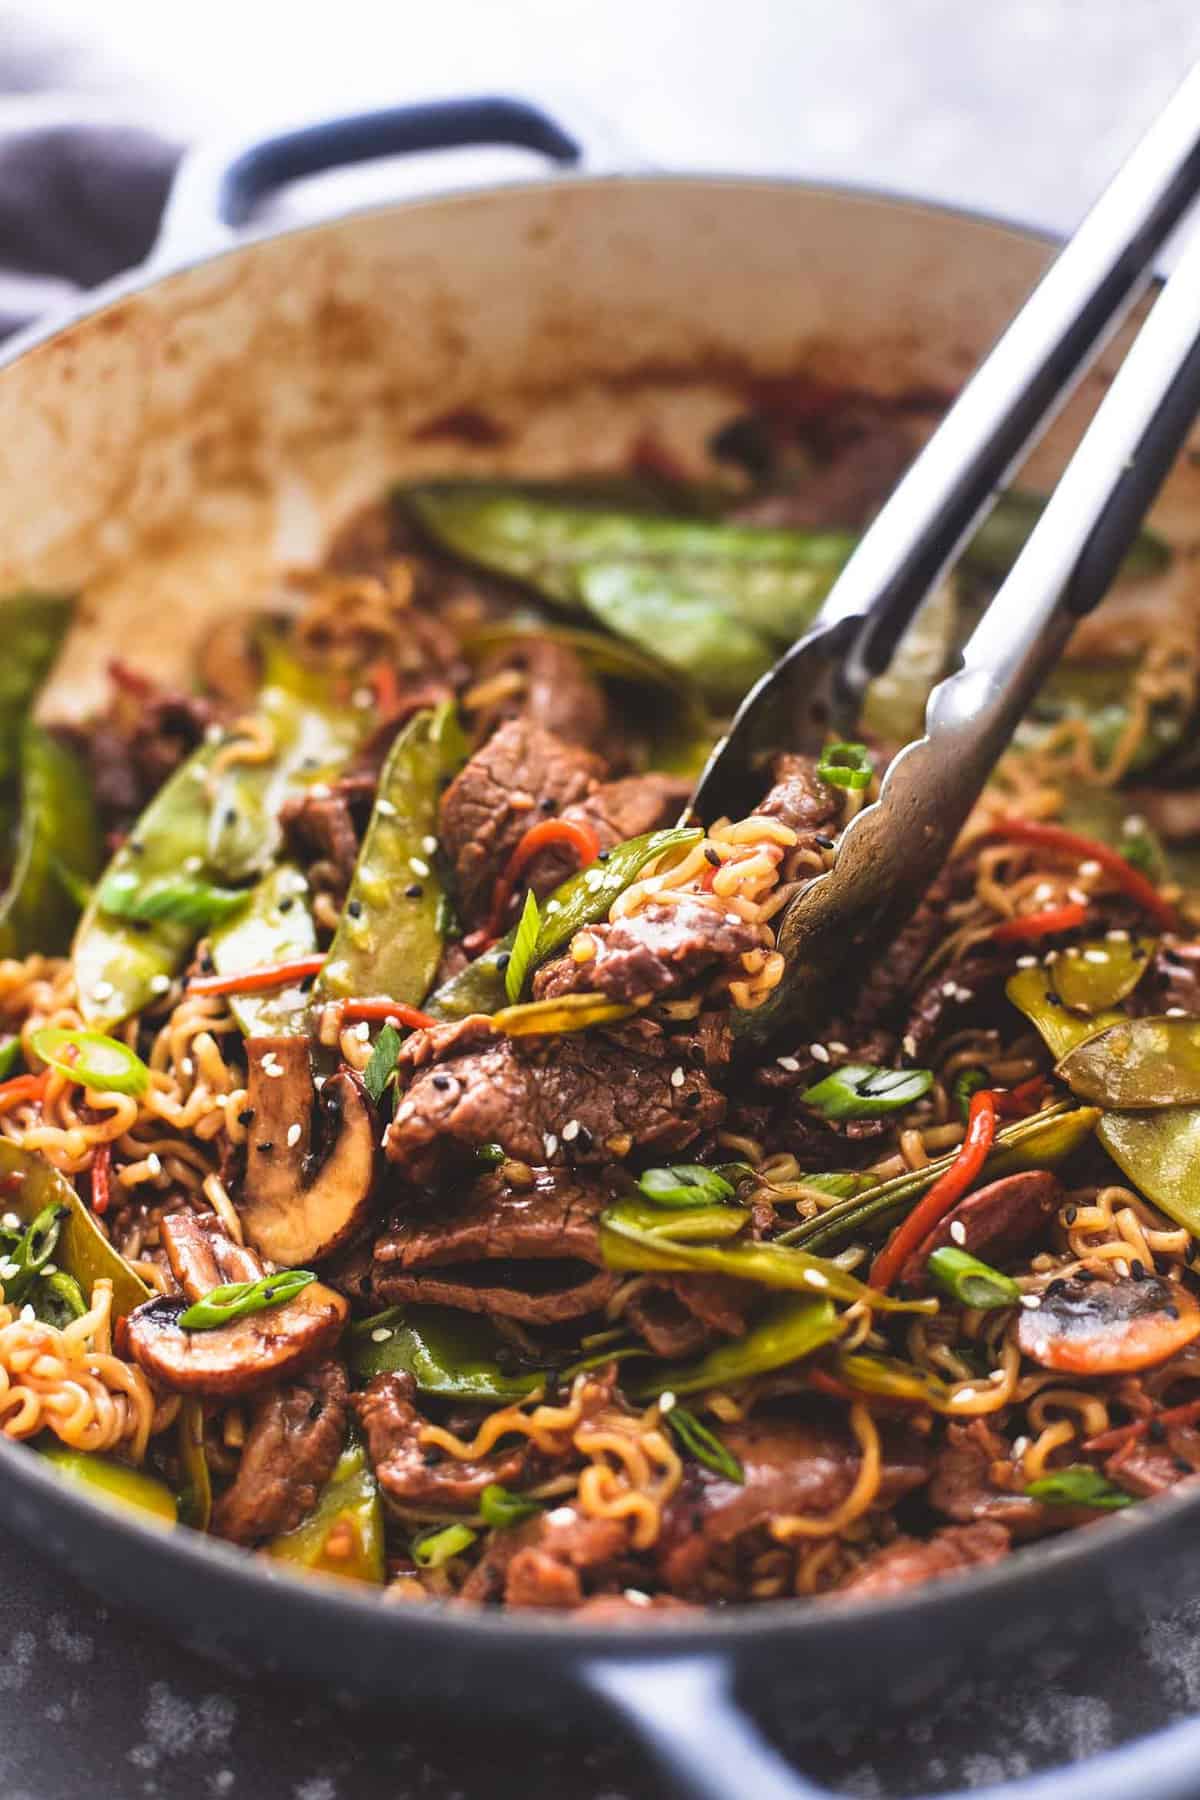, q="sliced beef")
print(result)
[280,772,376,901]
[898,1171,1063,1290]
[1145,940,1200,1016]
[625,1273,752,1359]
[671,1274,752,1338]
[902,941,1017,1061]
[160,1212,262,1302]
[438,719,605,925]
[64,667,215,834]
[372,1169,619,1323]
[657,1406,930,1593]
[460,1505,628,1608]
[758,752,841,843]
[471,638,608,752]
[1107,1424,1200,1498]
[527,772,691,895]
[354,1370,530,1513]
[211,1360,348,1547]
[929,1420,1061,1539]
[1143,790,1200,845]
[533,897,763,1006]
[838,1522,1010,1598]
[386,1015,725,1185]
